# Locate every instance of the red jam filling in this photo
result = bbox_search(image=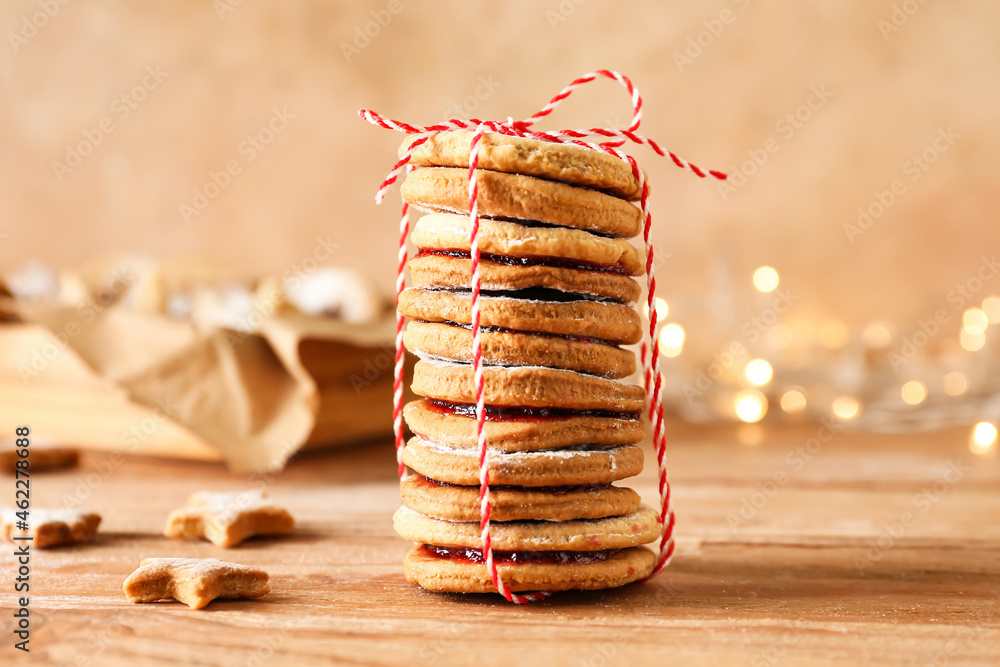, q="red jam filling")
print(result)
[416,249,628,276]
[425,399,639,422]
[419,544,620,565]
[417,475,611,495]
